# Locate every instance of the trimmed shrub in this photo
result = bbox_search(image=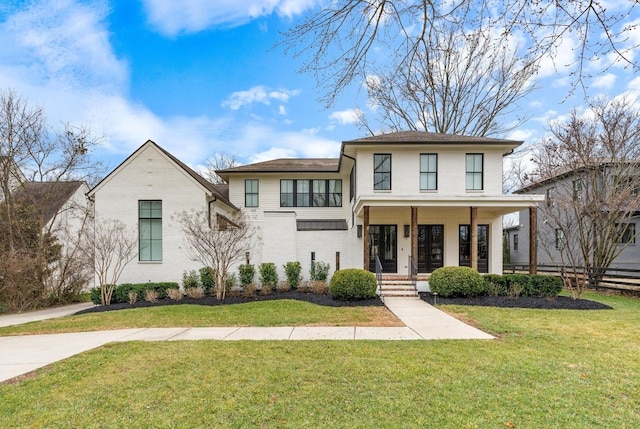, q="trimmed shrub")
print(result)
[284,261,302,289]
[238,264,255,287]
[429,266,485,297]
[225,273,237,291]
[199,267,216,295]
[259,262,278,287]
[483,274,508,296]
[526,274,563,298]
[89,287,101,305]
[329,269,377,300]
[310,261,330,282]
[112,282,177,304]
